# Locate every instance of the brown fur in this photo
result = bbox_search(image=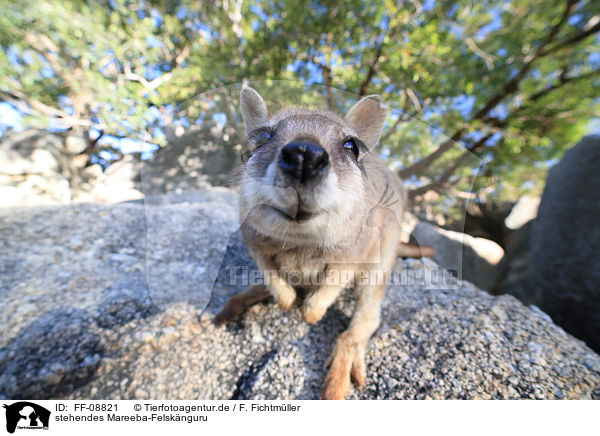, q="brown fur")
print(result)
[215,87,433,399]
